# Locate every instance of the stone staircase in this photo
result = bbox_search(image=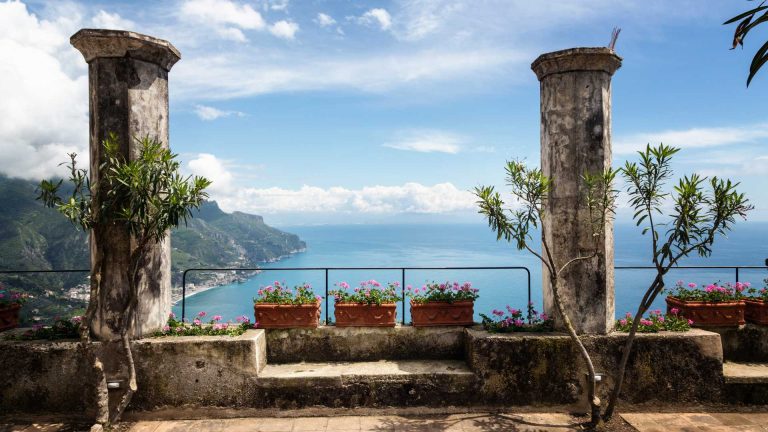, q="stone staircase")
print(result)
[708,324,768,404]
[253,326,476,408]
